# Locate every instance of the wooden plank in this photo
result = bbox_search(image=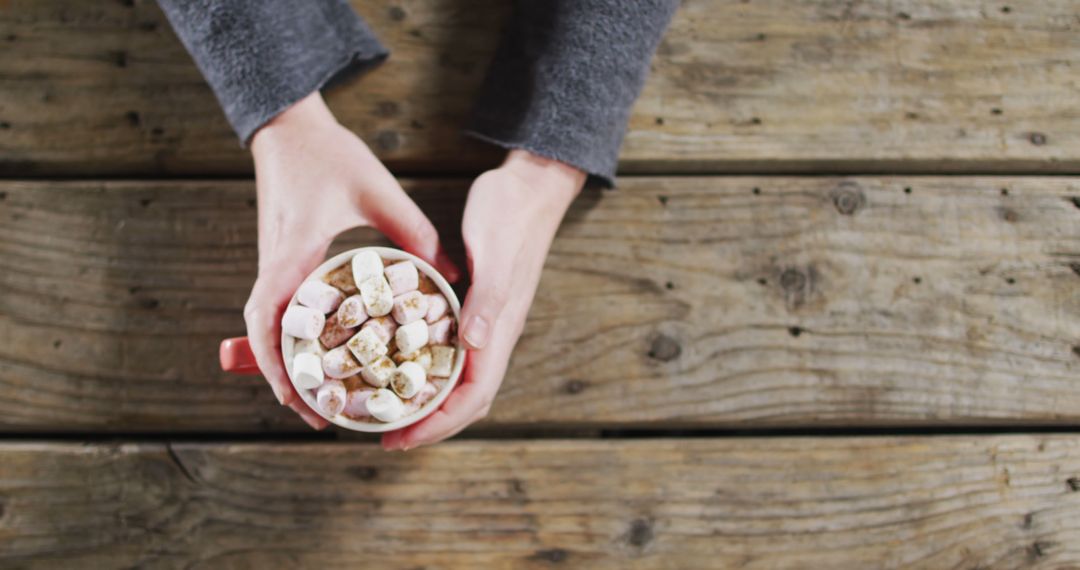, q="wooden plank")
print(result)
[2,0,1079,176]
[0,177,1076,433]
[2,436,1080,567]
